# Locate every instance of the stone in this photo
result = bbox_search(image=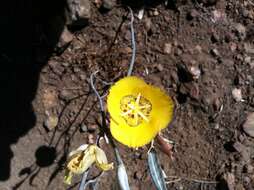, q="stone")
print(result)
[232,88,243,102]
[211,48,220,57]
[88,134,94,144]
[190,66,201,79]
[222,173,235,190]
[88,125,97,133]
[44,114,58,130]
[243,112,254,137]
[163,43,172,54]
[187,9,199,20]
[80,123,88,132]
[101,0,115,10]
[56,27,73,49]
[234,23,246,40]
[134,171,143,180]
[66,0,91,27]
